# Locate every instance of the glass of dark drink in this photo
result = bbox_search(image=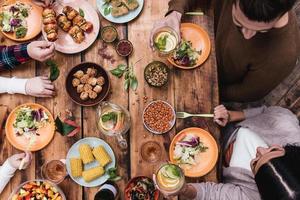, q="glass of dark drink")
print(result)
[41,160,67,184]
[94,183,118,200]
